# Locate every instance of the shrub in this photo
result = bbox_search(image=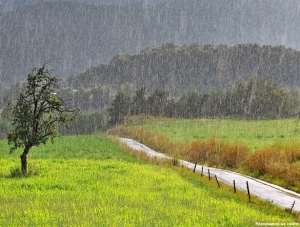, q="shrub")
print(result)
[190,137,219,165]
[285,164,300,188]
[190,137,249,168]
[219,142,249,168]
